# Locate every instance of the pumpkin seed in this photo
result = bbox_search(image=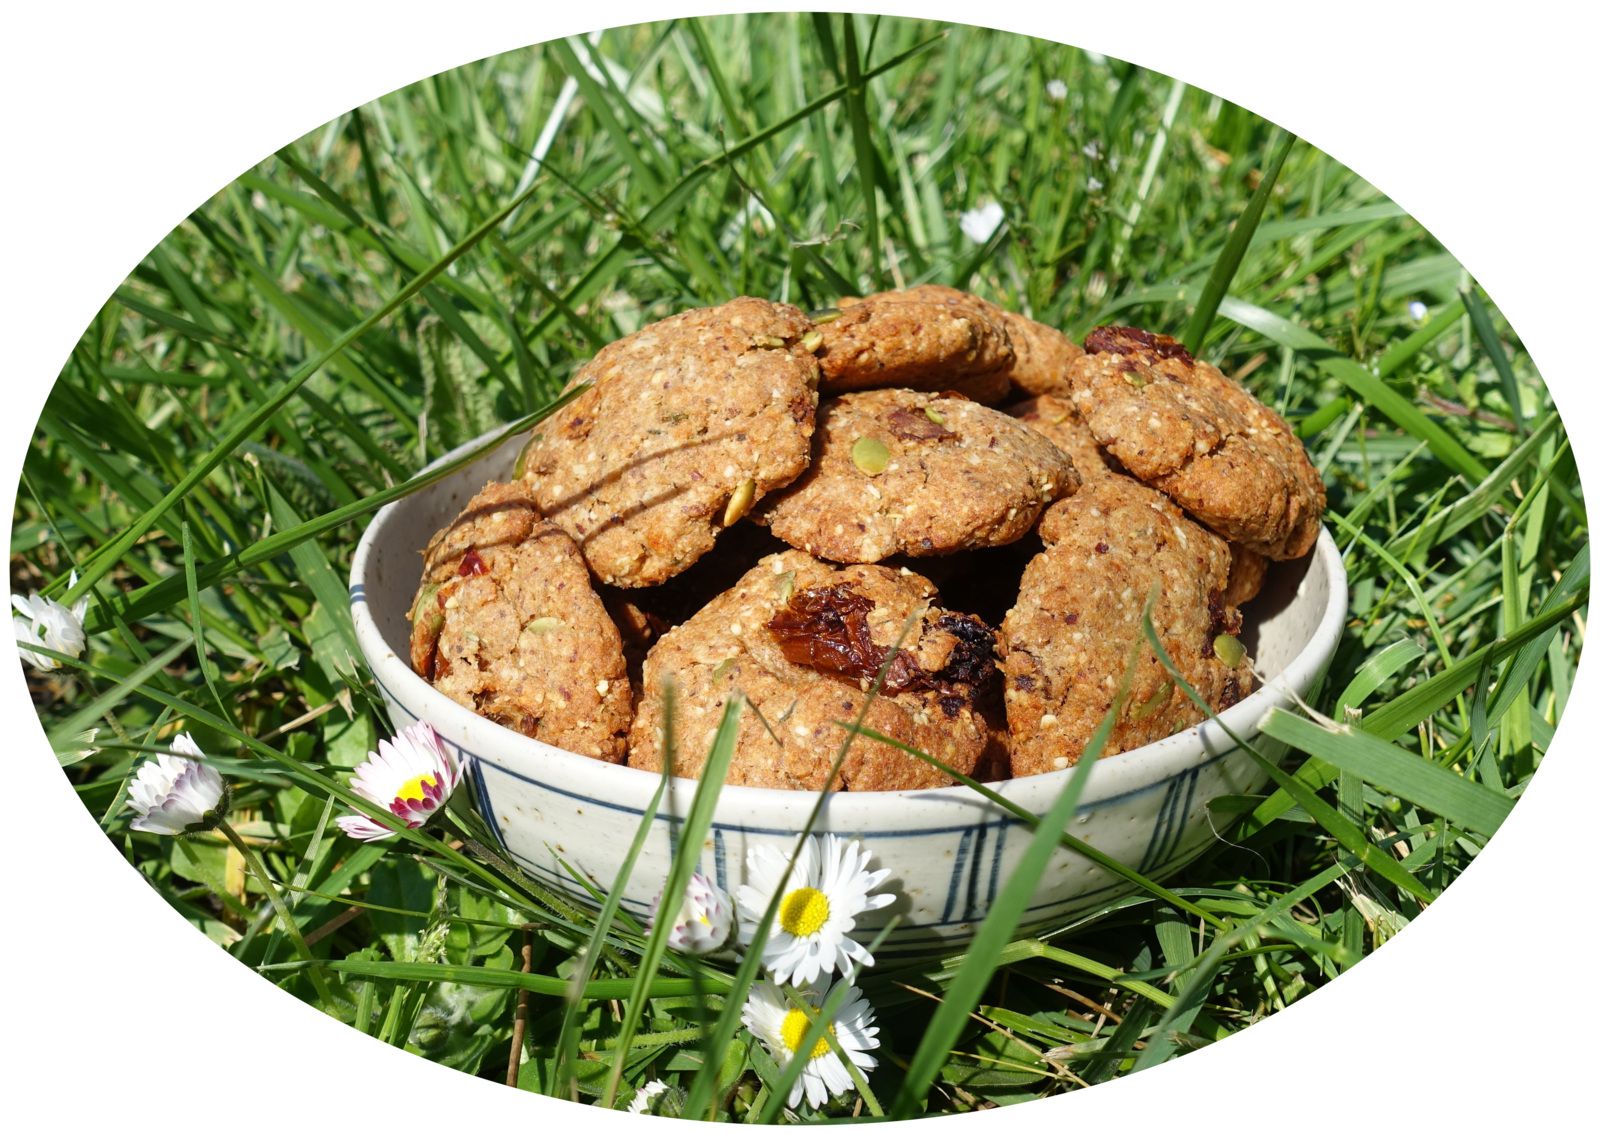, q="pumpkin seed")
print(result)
[851,436,891,476]
[810,307,842,325]
[1213,633,1245,668]
[723,478,757,526]
[1129,680,1173,721]
[528,616,564,635]
[801,329,824,353]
